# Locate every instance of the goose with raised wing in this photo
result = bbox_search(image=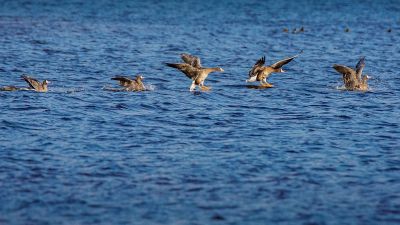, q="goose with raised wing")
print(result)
[111,75,146,91]
[21,75,50,92]
[247,53,301,87]
[333,57,369,91]
[1,75,50,92]
[166,53,224,91]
